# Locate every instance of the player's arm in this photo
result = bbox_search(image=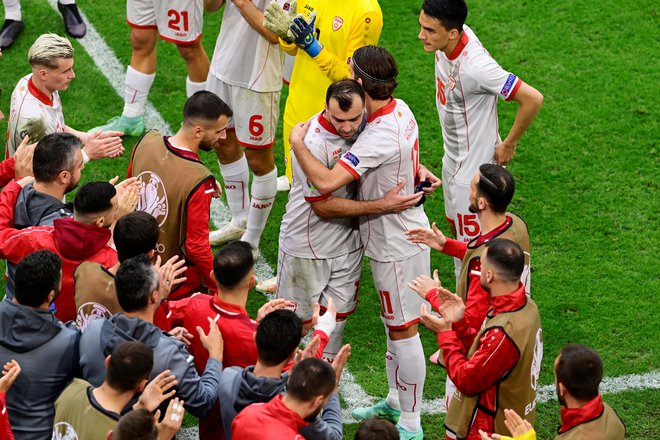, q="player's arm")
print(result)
[0,179,36,261]
[184,181,218,295]
[204,0,225,12]
[290,122,355,194]
[496,82,544,165]
[311,10,383,82]
[231,0,280,44]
